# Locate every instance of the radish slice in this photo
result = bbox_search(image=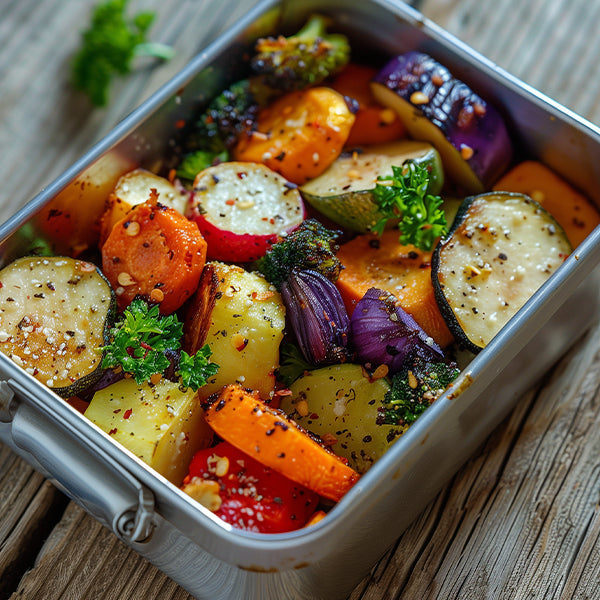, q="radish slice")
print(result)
[187,162,306,262]
[371,51,513,194]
